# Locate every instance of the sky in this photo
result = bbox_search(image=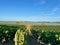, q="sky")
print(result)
[0,0,60,21]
